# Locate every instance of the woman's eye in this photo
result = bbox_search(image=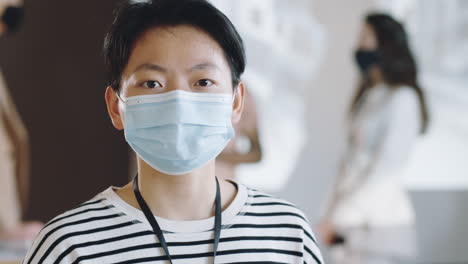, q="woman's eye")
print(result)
[142,81,161,89]
[195,79,214,87]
